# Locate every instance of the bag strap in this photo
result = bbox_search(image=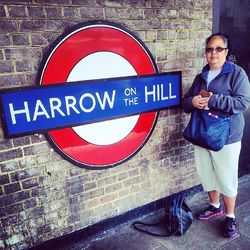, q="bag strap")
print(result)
[132,219,177,237]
